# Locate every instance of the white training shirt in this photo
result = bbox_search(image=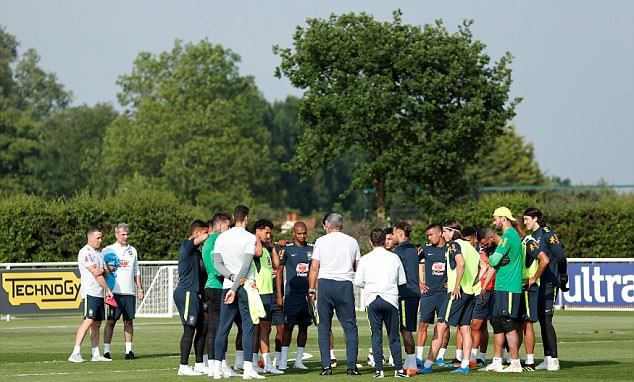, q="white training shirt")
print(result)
[104,242,140,295]
[353,247,407,309]
[214,227,257,289]
[312,231,361,282]
[78,244,104,298]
